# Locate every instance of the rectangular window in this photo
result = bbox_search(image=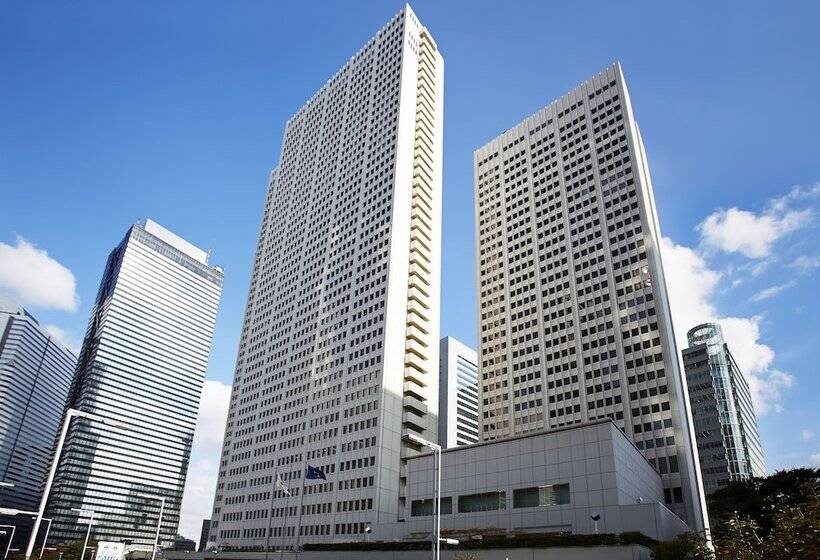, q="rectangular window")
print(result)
[458,491,506,513]
[513,484,570,508]
[411,497,453,516]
